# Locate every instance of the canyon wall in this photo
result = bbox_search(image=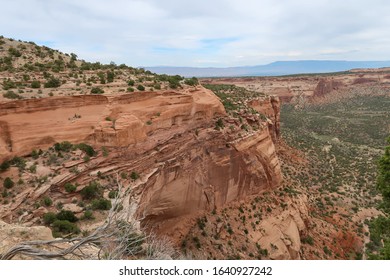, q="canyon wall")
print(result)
[0,87,283,237]
[0,88,224,162]
[137,127,282,230]
[247,96,280,141]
